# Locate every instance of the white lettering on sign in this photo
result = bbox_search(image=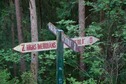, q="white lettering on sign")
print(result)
[13,36,99,53]
[48,22,57,35]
